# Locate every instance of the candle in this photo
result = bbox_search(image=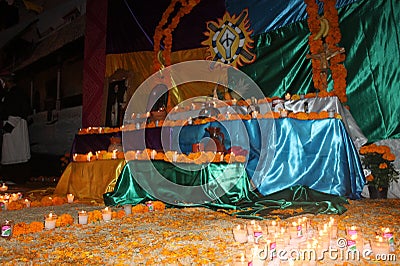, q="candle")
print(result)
[232,98,237,105]
[10,193,19,202]
[150,150,157,160]
[328,109,335,118]
[232,225,248,243]
[382,228,395,252]
[73,153,78,161]
[251,245,265,266]
[87,152,93,162]
[45,213,57,230]
[172,151,178,162]
[78,210,88,225]
[146,201,154,212]
[123,204,132,215]
[252,110,259,119]
[24,199,31,208]
[112,149,117,159]
[371,236,390,255]
[67,193,74,203]
[285,93,291,101]
[102,207,112,221]
[280,109,288,118]
[0,183,8,192]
